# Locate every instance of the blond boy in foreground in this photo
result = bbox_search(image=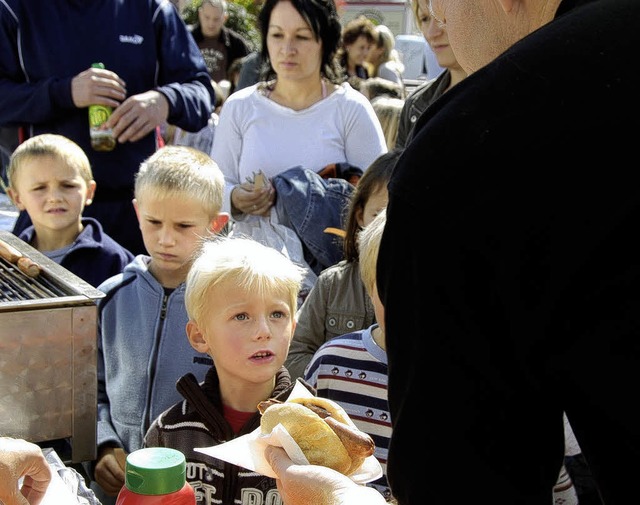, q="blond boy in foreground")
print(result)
[144,236,305,503]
